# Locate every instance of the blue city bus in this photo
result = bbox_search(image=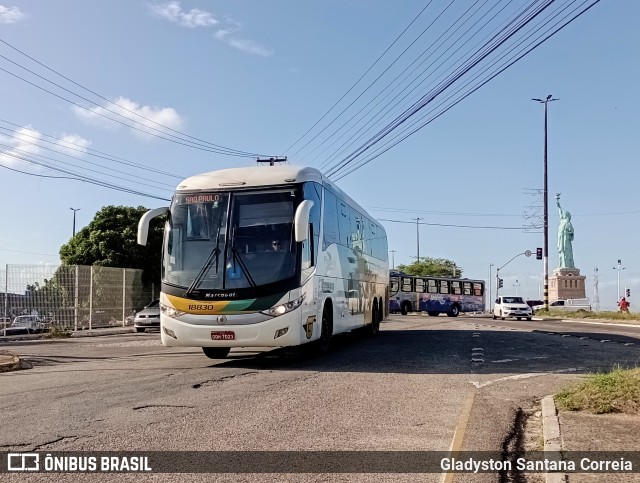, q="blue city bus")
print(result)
[389,271,485,317]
